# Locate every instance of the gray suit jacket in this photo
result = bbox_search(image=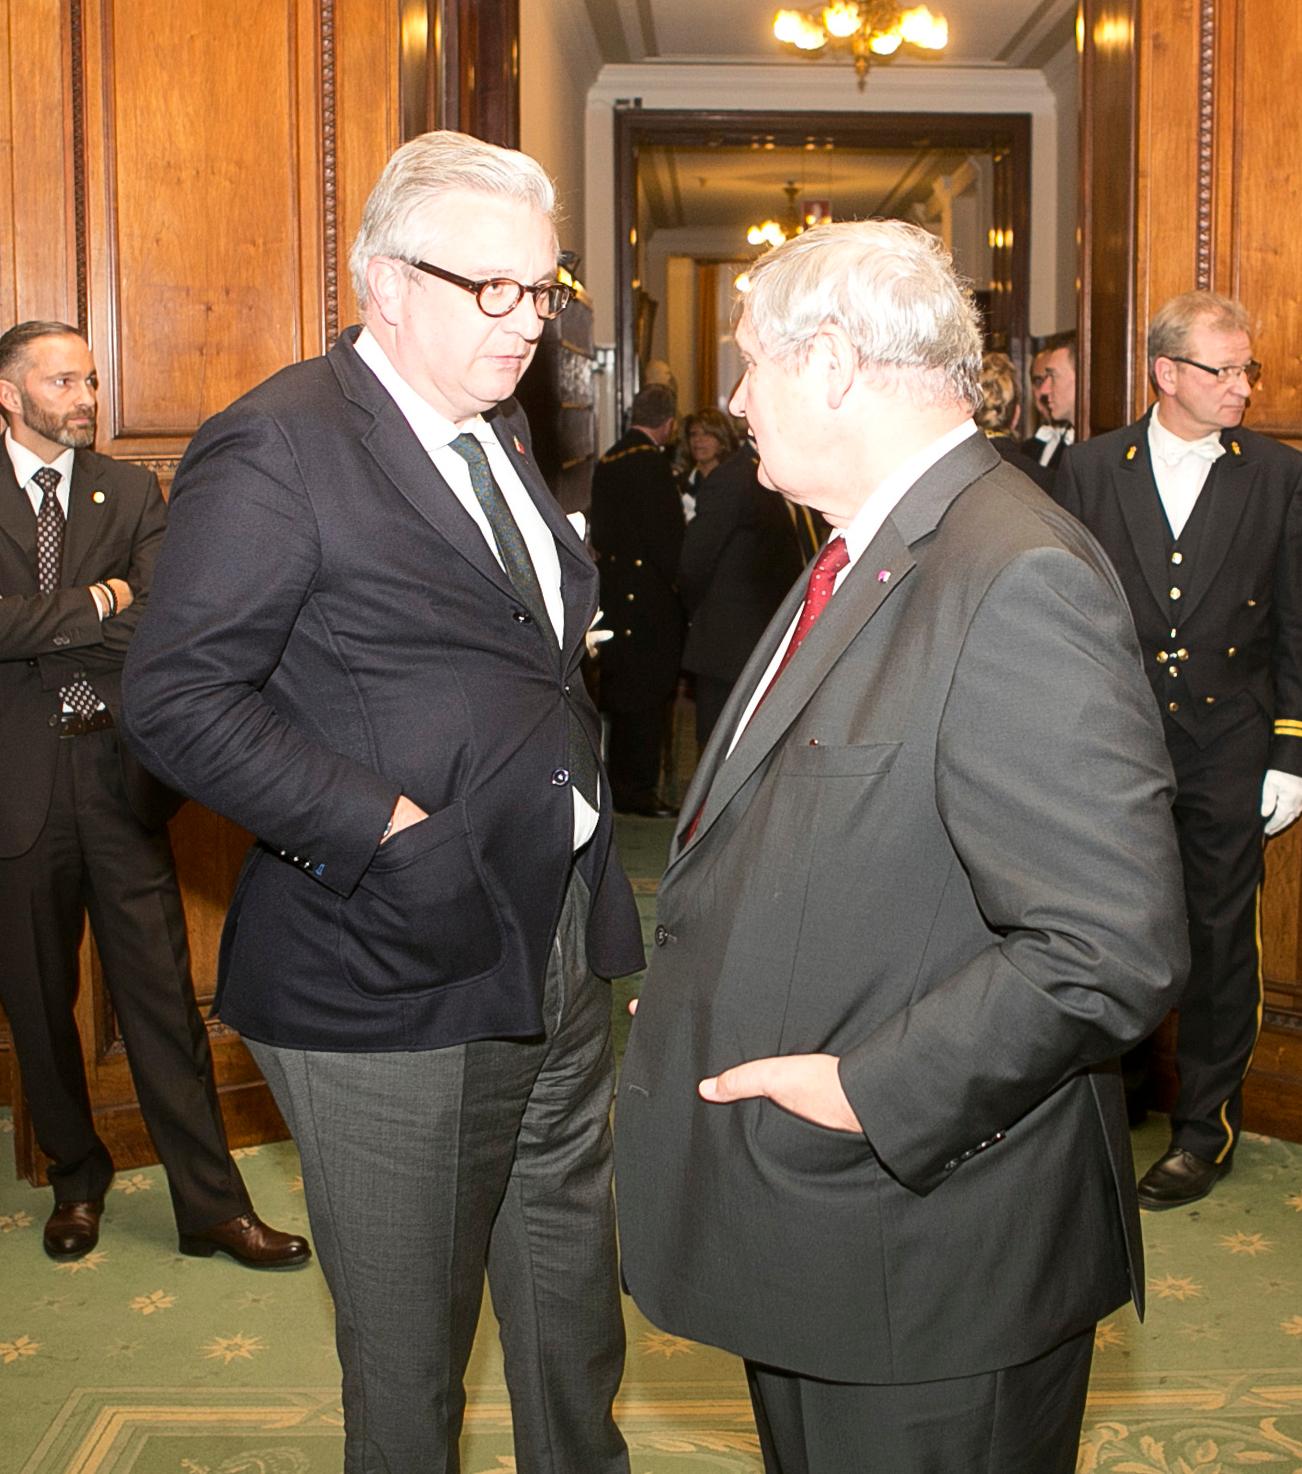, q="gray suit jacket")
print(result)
[615,436,1187,1383]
